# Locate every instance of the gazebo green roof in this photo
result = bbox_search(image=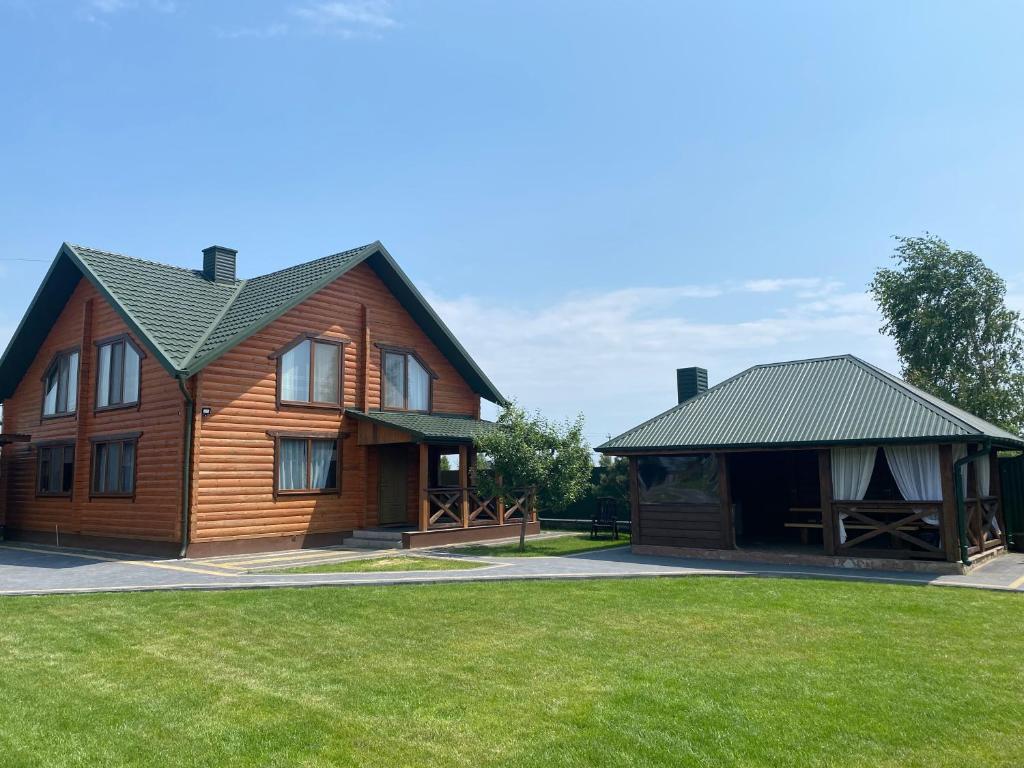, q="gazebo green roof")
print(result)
[598,355,1024,453]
